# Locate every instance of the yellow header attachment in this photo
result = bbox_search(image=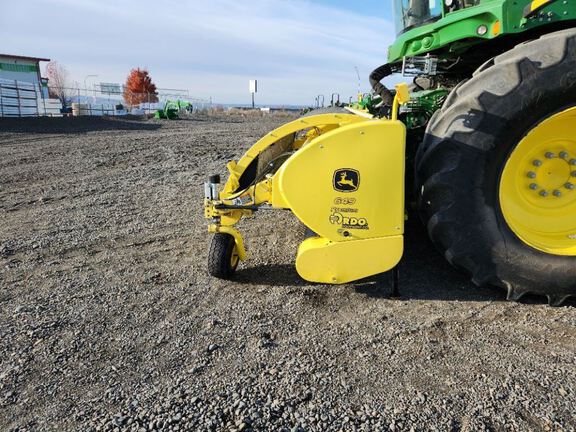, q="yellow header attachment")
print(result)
[205,101,409,284]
